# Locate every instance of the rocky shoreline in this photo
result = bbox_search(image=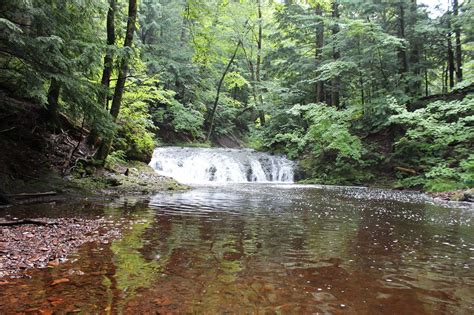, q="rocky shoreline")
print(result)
[428,188,474,202]
[0,161,188,206]
[0,161,188,279]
